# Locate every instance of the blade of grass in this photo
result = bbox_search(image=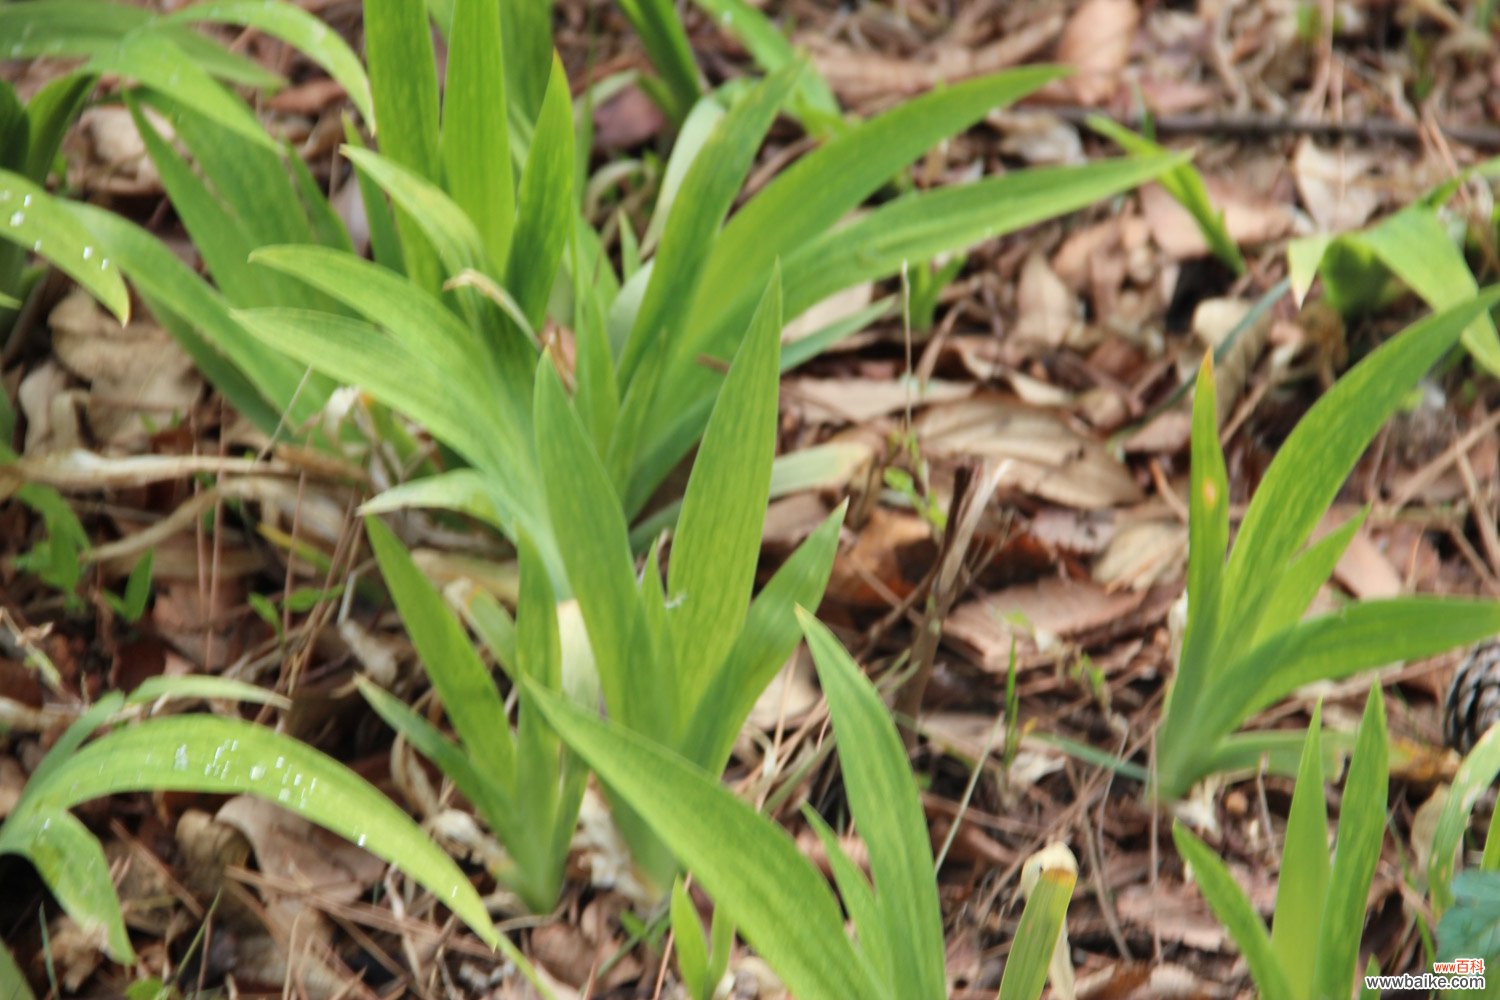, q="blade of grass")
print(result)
[0,170,128,321]
[998,867,1076,1000]
[669,271,781,719]
[1312,689,1388,1000]
[1270,702,1330,997]
[800,609,946,999]
[440,0,513,270]
[679,506,843,772]
[1174,822,1293,998]
[166,0,373,123]
[508,56,574,329]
